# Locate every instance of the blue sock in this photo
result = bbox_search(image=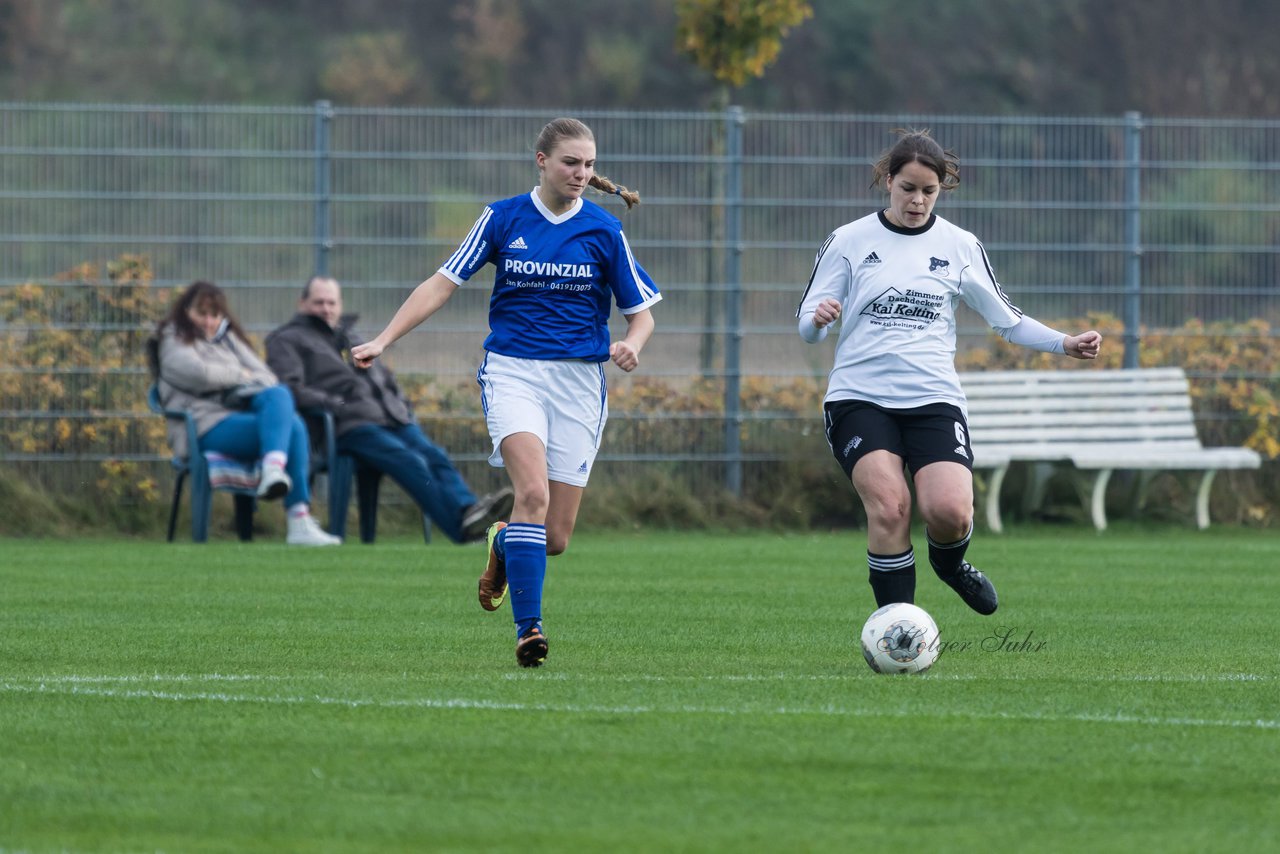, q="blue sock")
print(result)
[503,523,546,638]
[493,526,508,560]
